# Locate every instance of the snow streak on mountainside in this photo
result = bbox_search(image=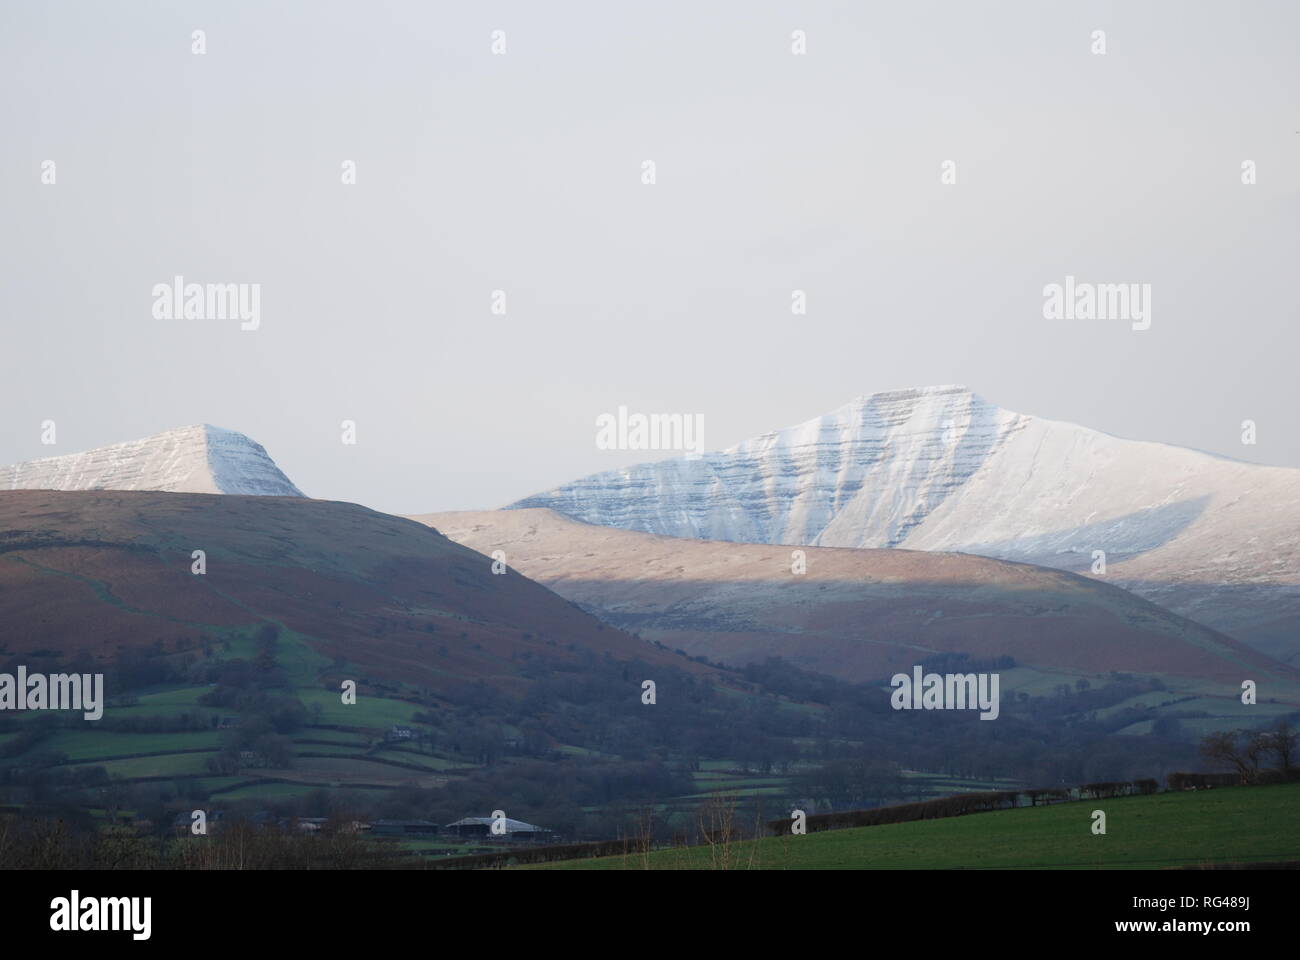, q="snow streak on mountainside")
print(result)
[0,425,304,497]
[515,386,1027,546]
[510,385,1300,658]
